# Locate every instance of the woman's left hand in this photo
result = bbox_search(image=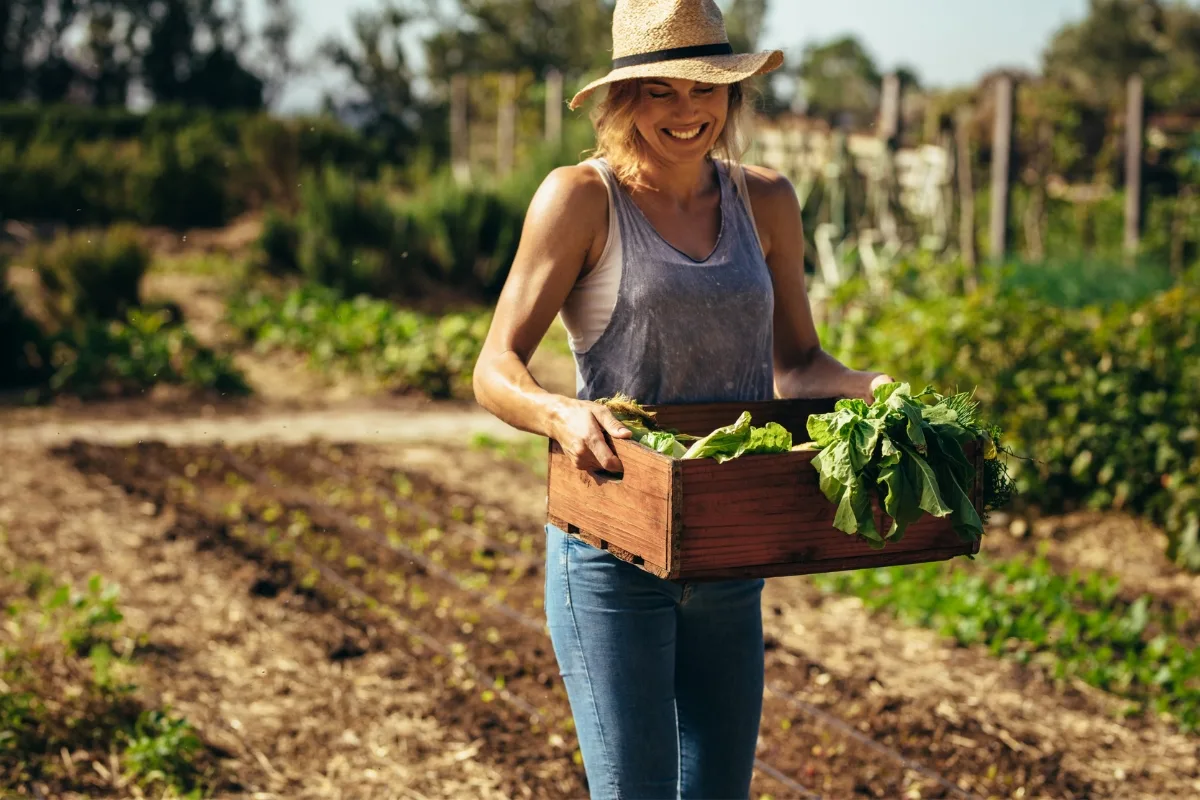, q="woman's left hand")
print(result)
[864,372,895,404]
